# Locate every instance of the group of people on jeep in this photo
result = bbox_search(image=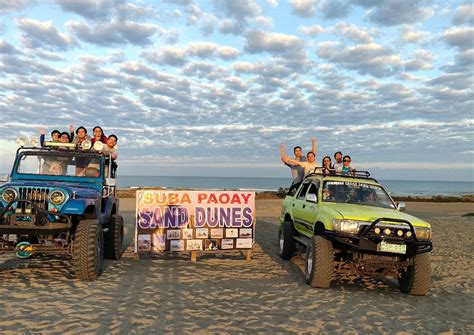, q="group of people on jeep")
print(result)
[280,137,355,192]
[38,125,118,177]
